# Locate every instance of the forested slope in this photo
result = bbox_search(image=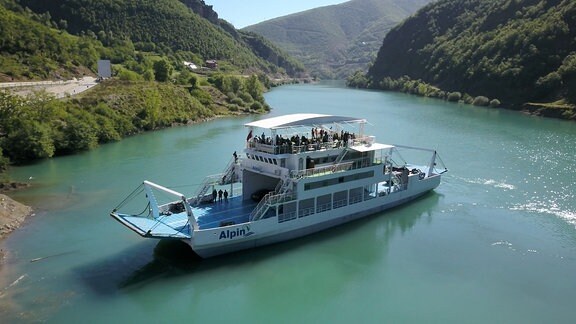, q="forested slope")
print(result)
[363,0,576,117]
[244,0,431,79]
[0,0,281,169]
[15,0,303,76]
